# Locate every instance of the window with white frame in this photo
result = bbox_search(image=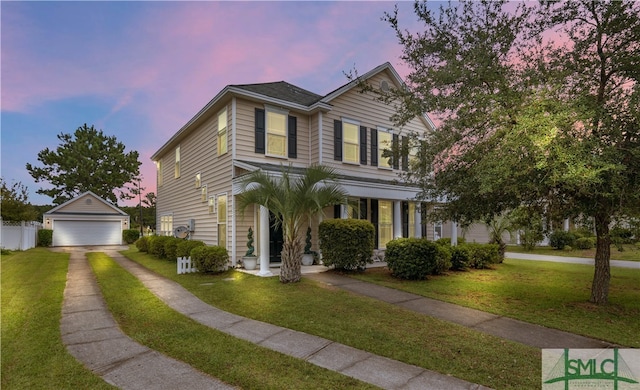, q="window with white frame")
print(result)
[408,202,416,238]
[217,194,227,247]
[208,196,215,214]
[378,200,393,248]
[160,214,173,236]
[343,120,359,164]
[266,109,287,157]
[156,160,163,187]
[218,108,227,156]
[201,185,207,202]
[174,146,181,178]
[434,222,443,240]
[195,172,201,188]
[378,130,392,169]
